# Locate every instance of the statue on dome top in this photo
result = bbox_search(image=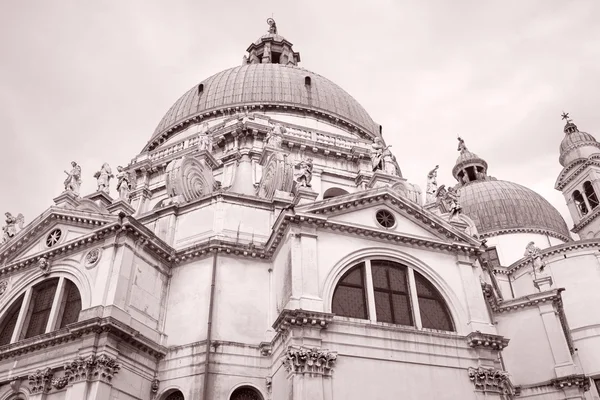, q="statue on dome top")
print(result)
[116,166,135,202]
[94,163,114,194]
[1,212,25,244]
[457,136,468,154]
[267,18,278,35]
[425,165,439,204]
[64,161,82,196]
[524,241,547,277]
[294,158,313,188]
